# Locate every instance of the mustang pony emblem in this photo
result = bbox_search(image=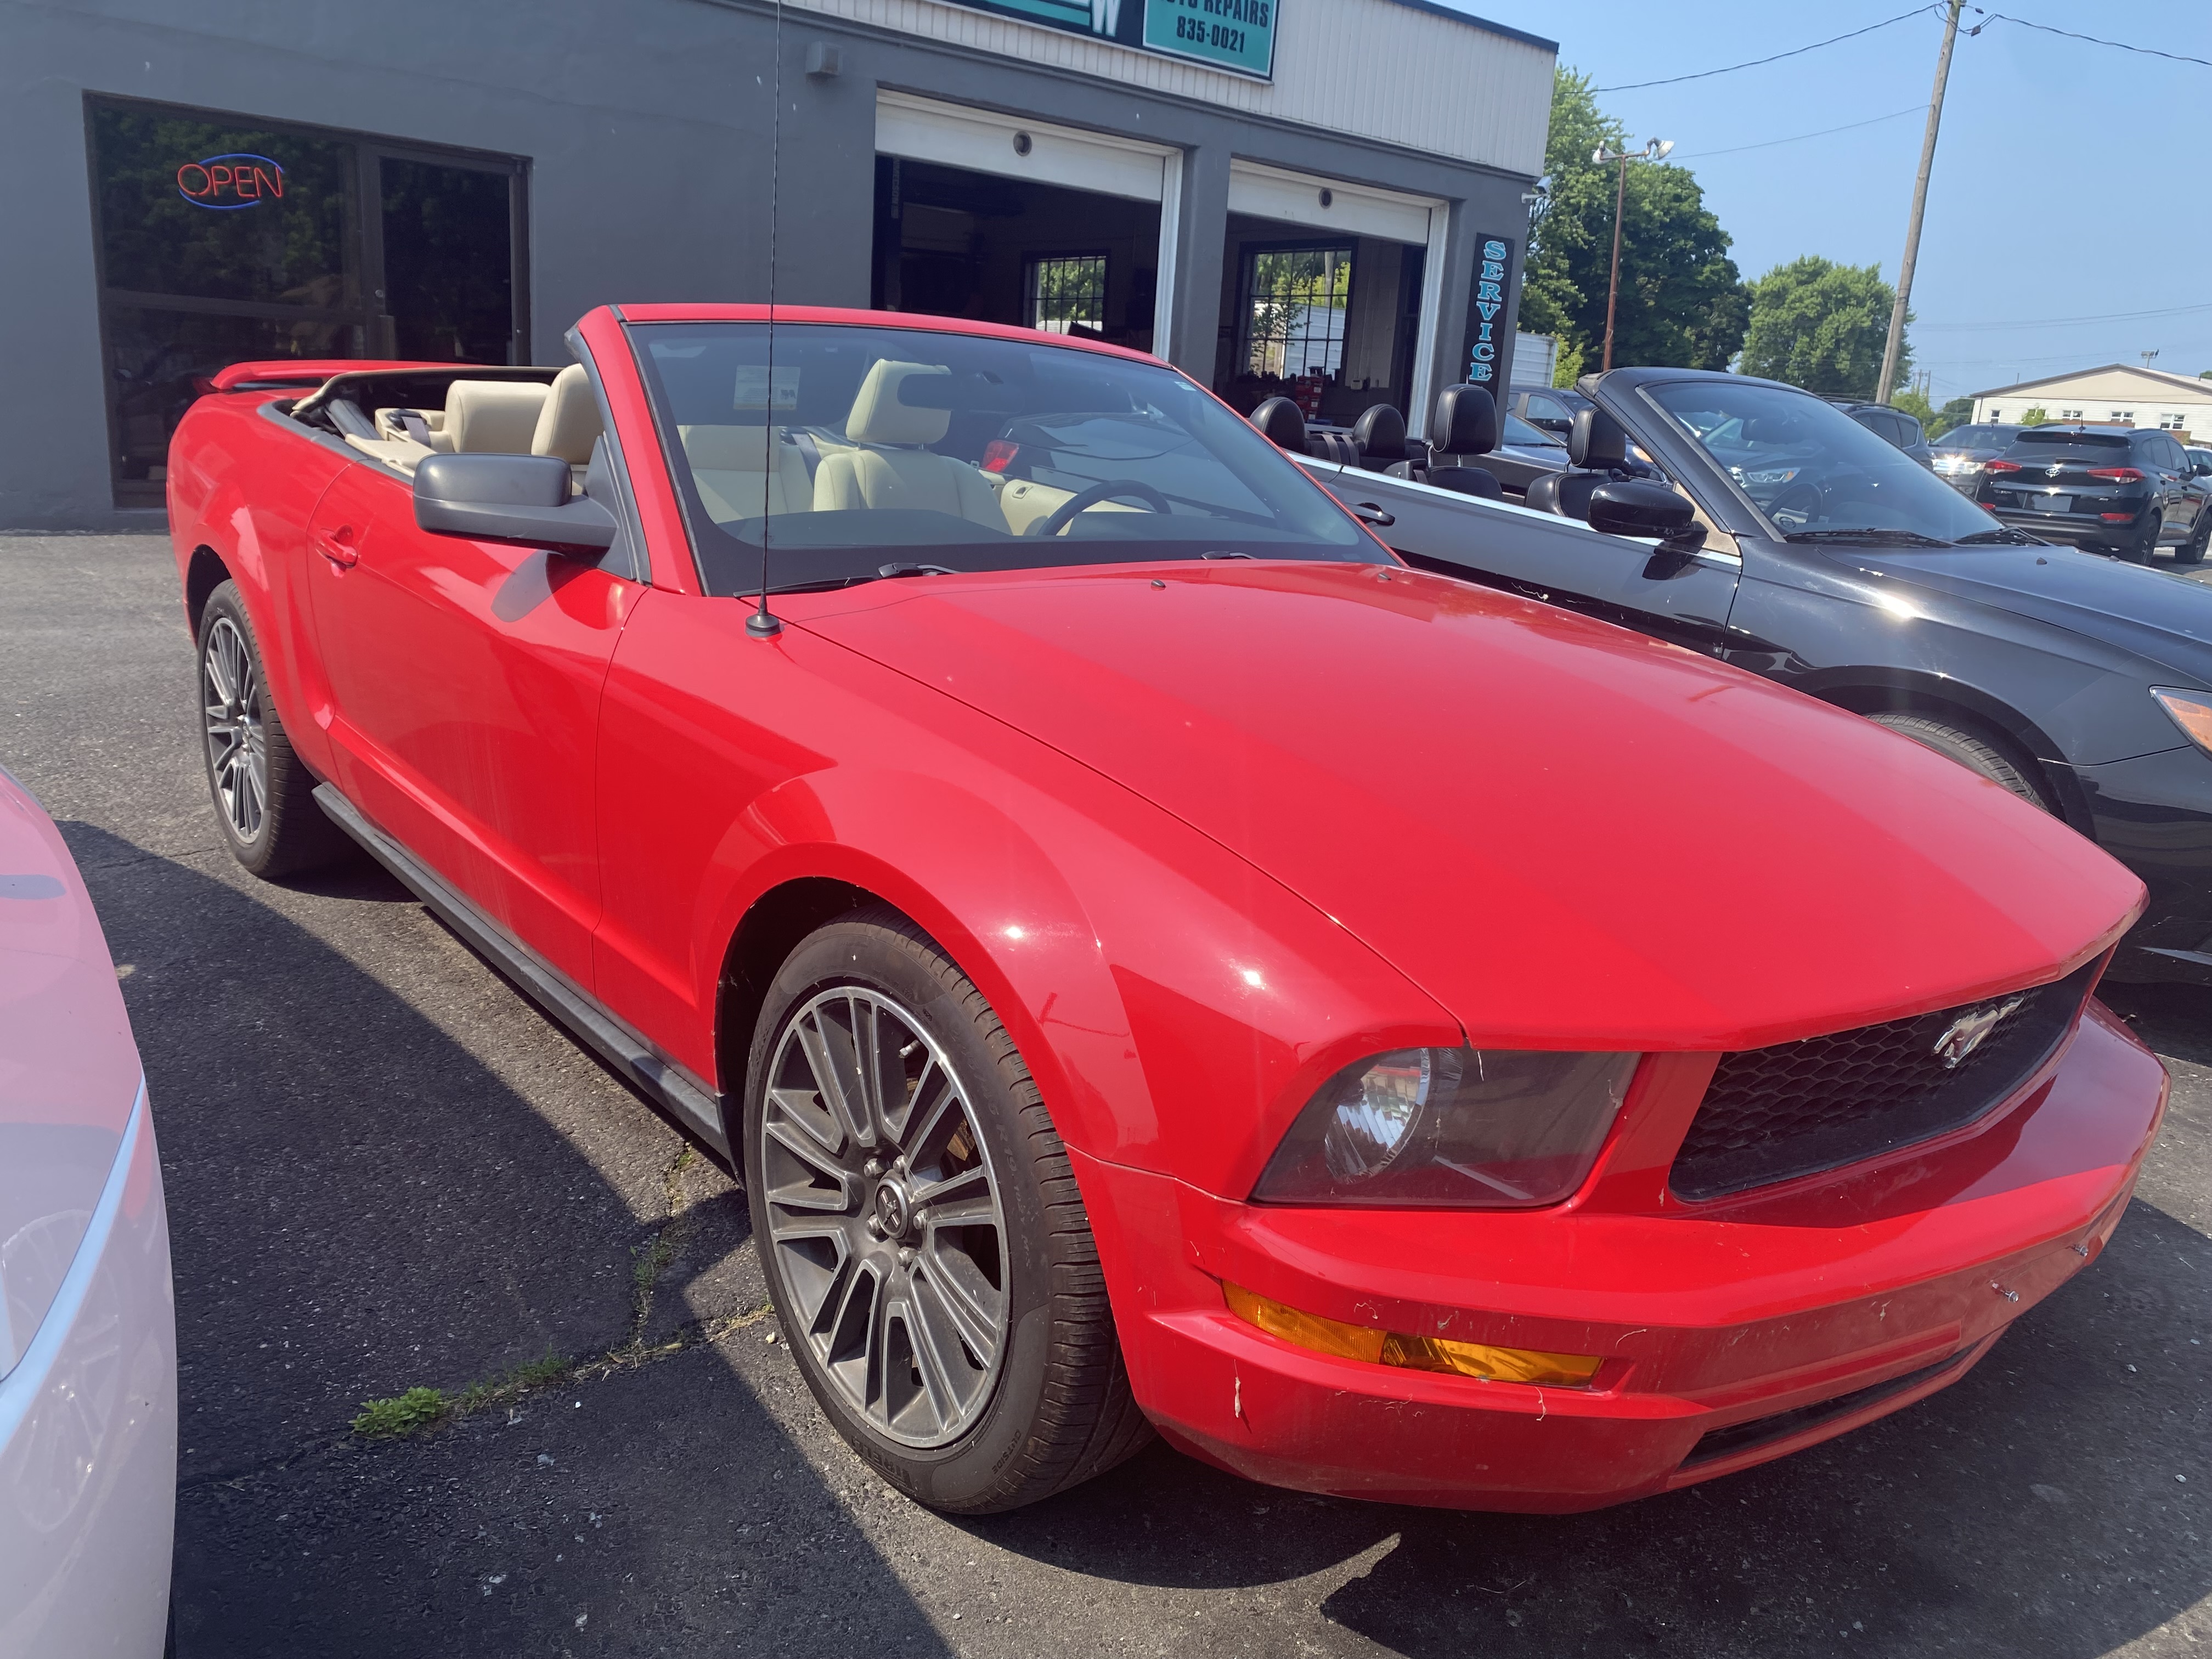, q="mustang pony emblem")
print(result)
[1933,996,2025,1069]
